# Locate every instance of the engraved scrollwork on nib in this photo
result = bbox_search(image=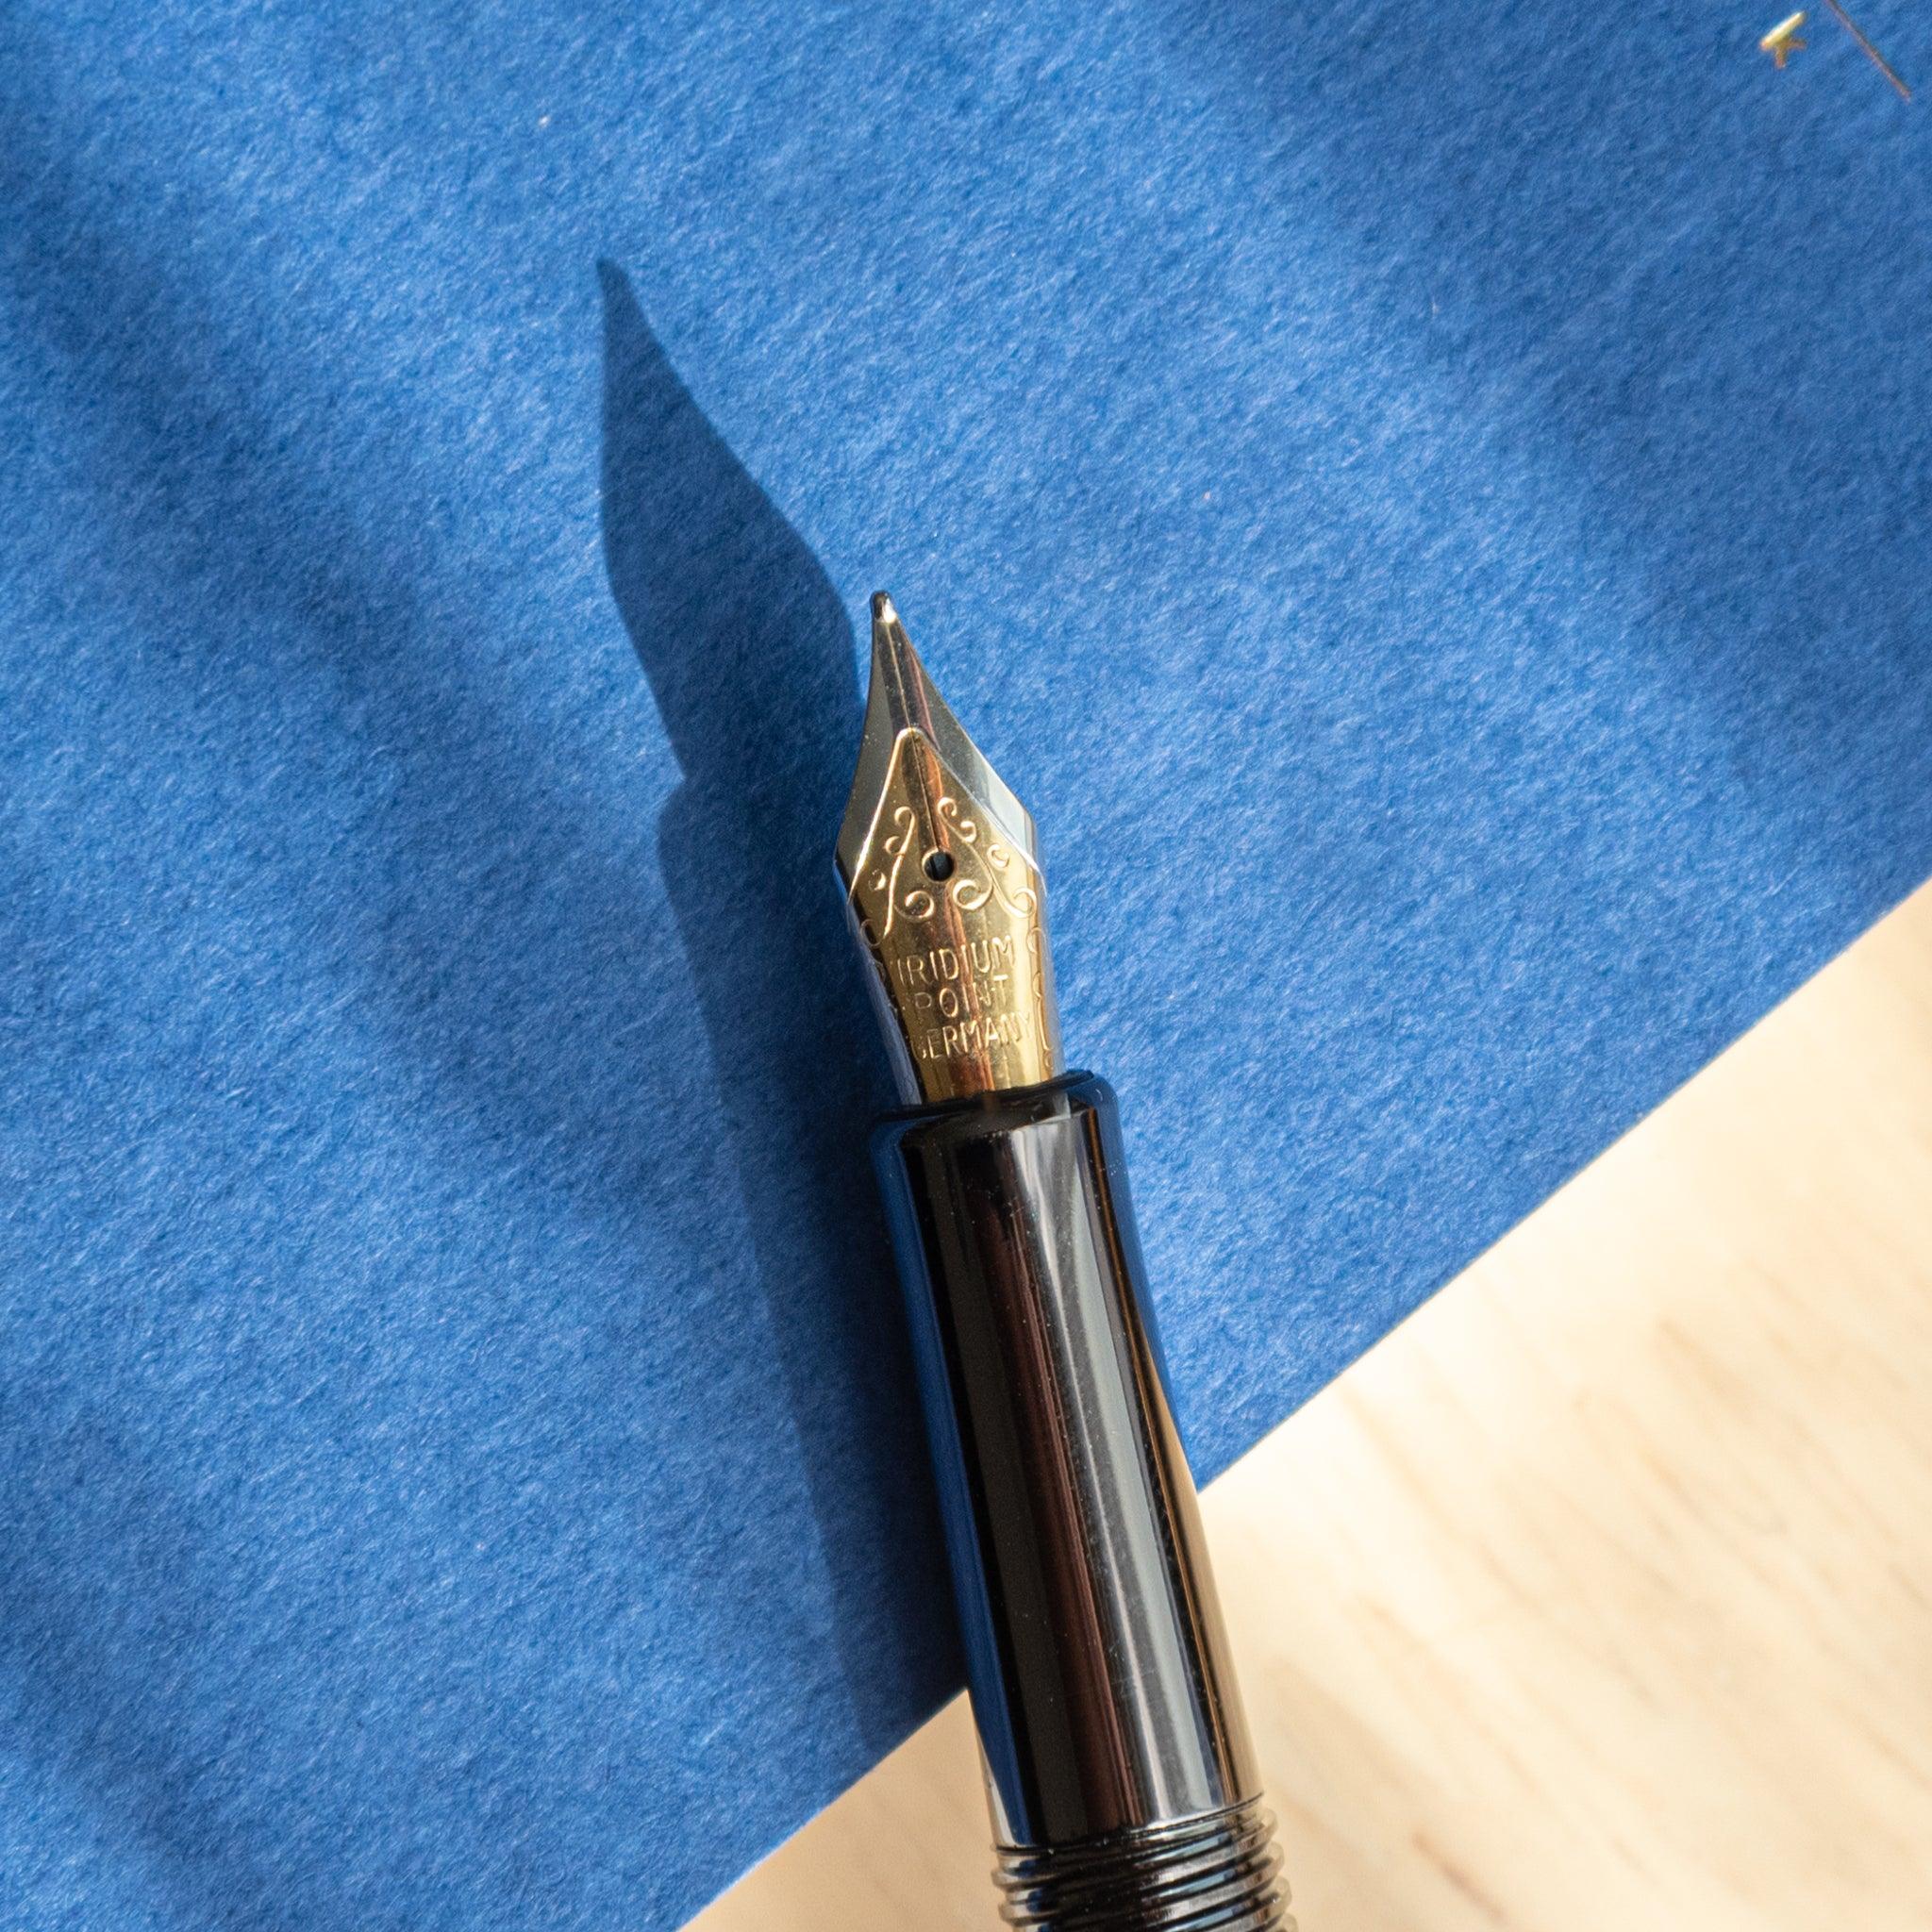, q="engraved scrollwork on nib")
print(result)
[980,839,1037,916]
[936,795,976,843]
[862,805,921,941]
[867,790,1044,941]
